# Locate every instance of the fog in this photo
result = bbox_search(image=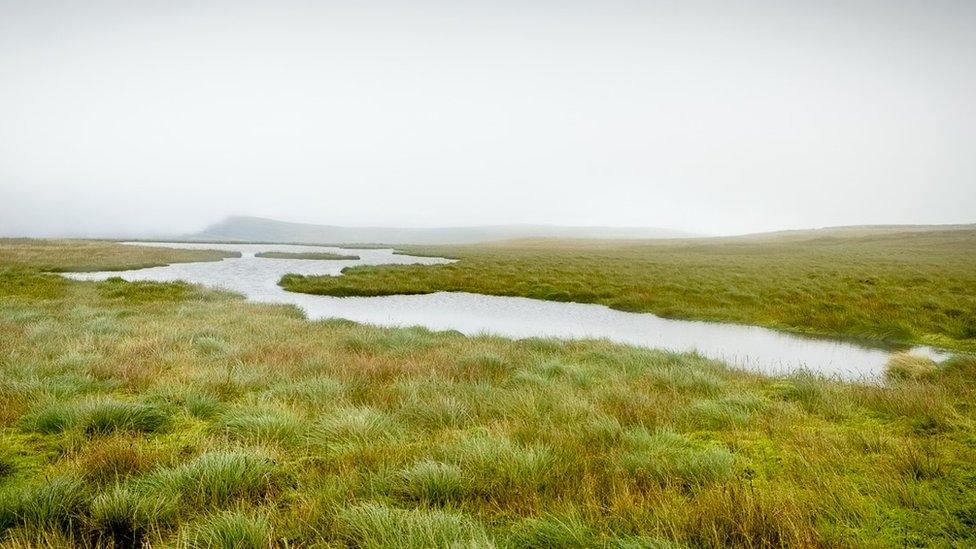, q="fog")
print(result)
[1,0,974,238]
